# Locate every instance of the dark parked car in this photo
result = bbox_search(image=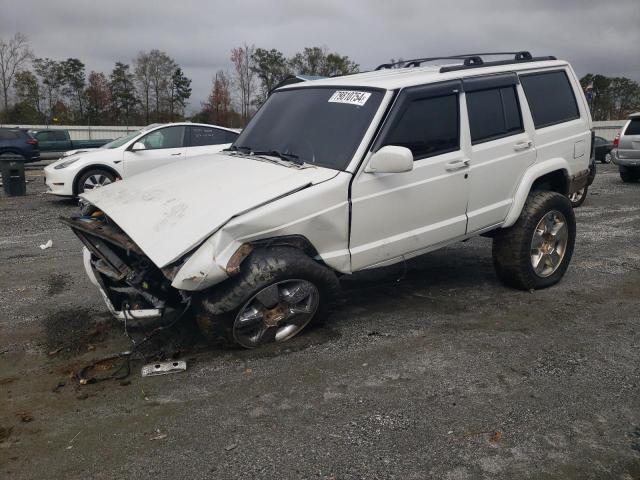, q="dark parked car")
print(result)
[593,135,613,163]
[28,129,112,153]
[0,128,40,162]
